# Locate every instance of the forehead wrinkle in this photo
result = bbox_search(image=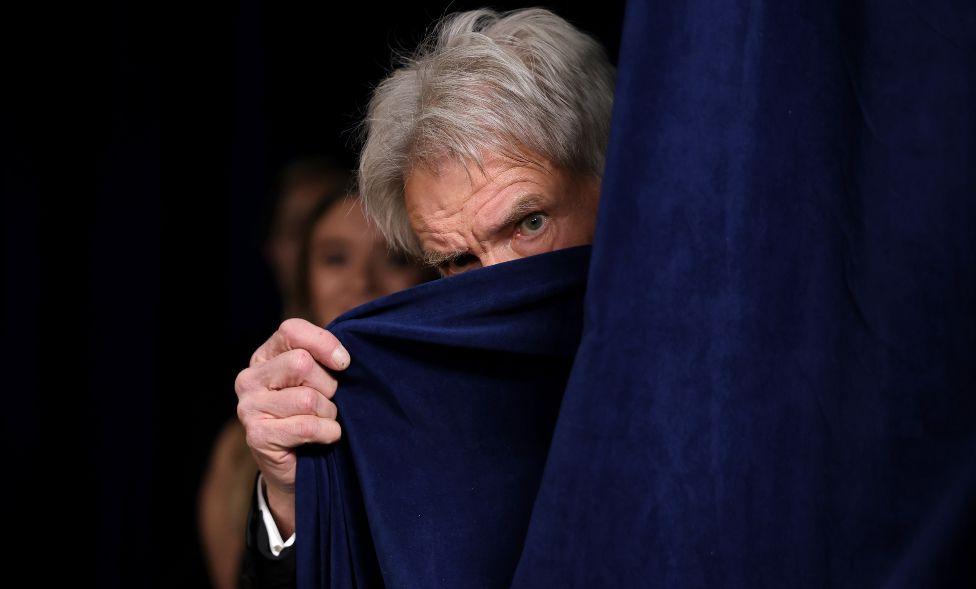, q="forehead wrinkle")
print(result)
[409,193,467,254]
[413,215,469,267]
[406,162,470,222]
[424,191,469,221]
[416,223,465,250]
[467,174,536,216]
[468,176,547,240]
[419,174,520,255]
[410,156,555,264]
